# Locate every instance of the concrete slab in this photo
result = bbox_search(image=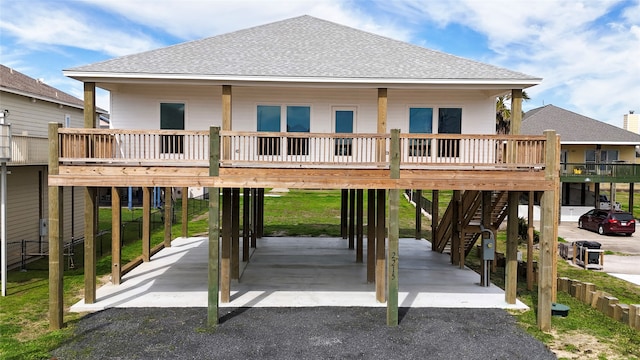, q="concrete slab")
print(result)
[71,236,527,312]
